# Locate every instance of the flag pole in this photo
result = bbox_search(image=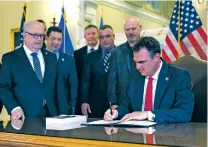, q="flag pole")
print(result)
[177,0,182,59]
[63,0,66,53]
